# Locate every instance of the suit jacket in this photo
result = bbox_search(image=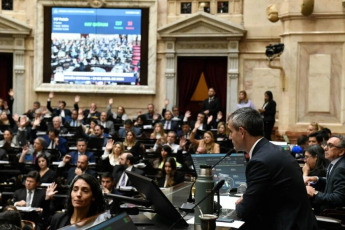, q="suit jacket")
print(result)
[66,167,97,185]
[97,120,115,135]
[118,127,141,138]
[202,97,221,118]
[161,120,179,132]
[112,165,144,187]
[261,100,276,122]
[47,101,72,118]
[236,138,317,230]
[42,135,68,156]
[14,188,49,215]
[314,156,345,212]
[67,151,95,164]
[157,171,185,188]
